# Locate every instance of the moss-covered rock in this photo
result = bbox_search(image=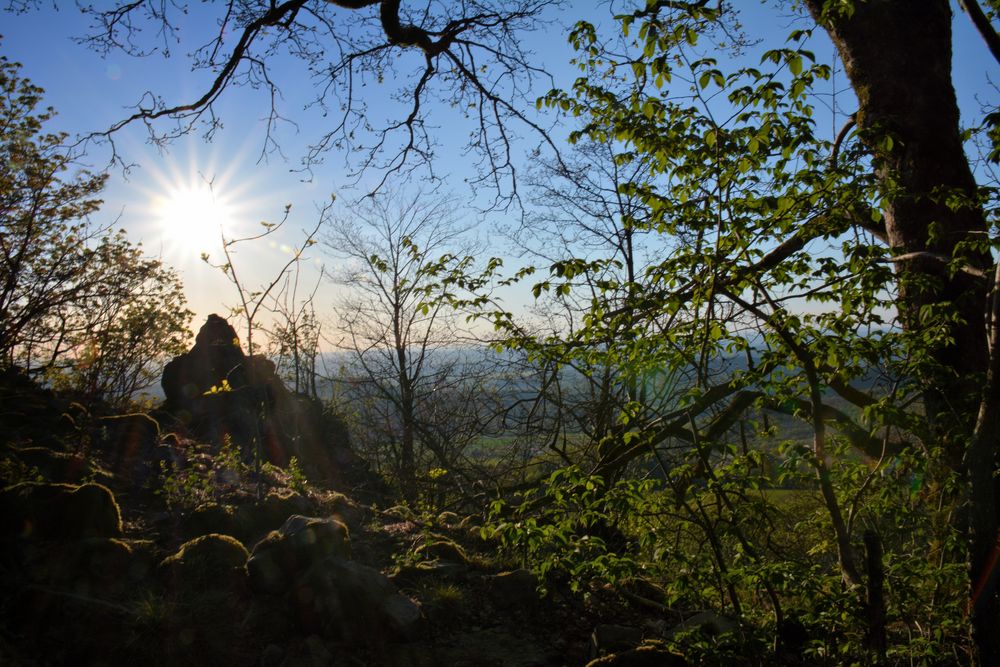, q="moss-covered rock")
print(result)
[414,537,470,564]
[234,488,314,544]
[0,481,122,540]
[95,413,162,488]
[182,502,239,542]
[484,569,540,607]
[585,642,688,666]
[296,557,424,643]
[2,446,113,486]
[247,514,350,595]
[159,533,249,594]
[319,490,366,528]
